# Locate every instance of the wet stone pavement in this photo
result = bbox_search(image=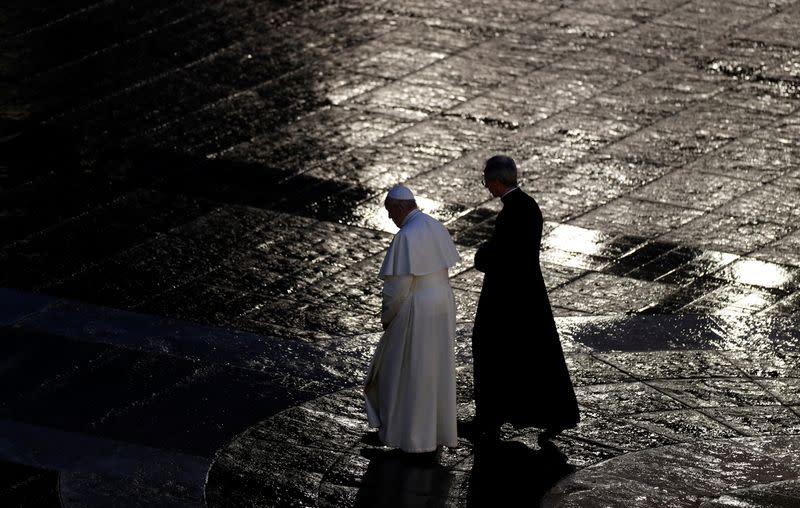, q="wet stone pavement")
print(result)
[1,0,800,506]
